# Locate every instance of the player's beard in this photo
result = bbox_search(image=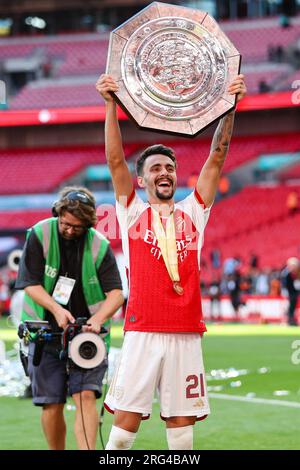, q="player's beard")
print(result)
[155,186,175,200]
